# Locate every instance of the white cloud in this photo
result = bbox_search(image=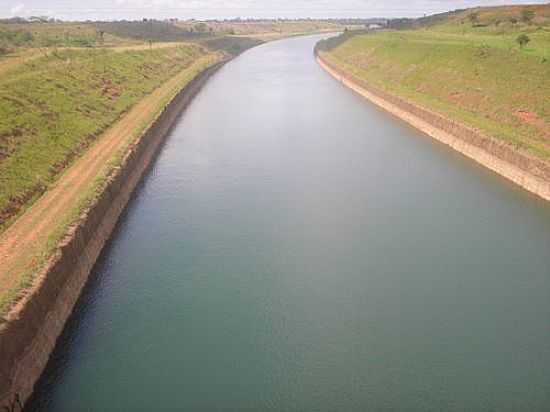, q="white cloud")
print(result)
[10,2,25,15]
[2,0,549,20]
